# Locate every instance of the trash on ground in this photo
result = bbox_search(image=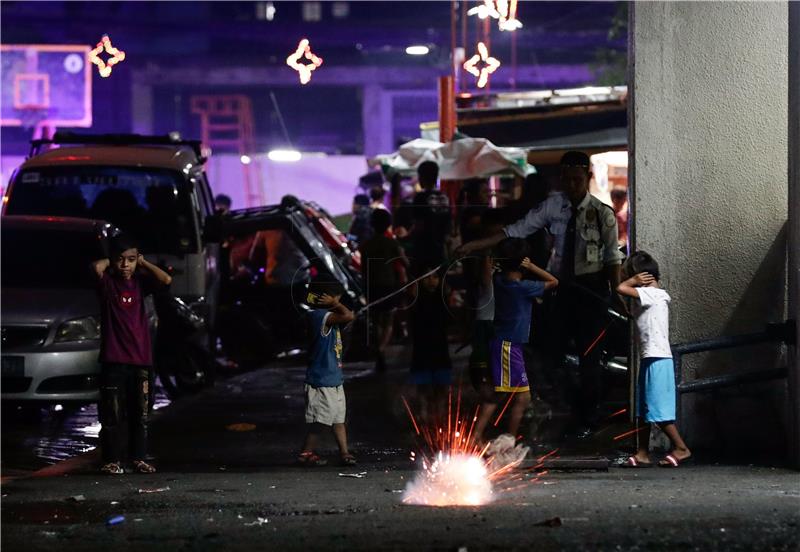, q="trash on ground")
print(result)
[534,517,562,527]
[68,495,85,502]
[138,486,170,494]
[106,515,125,526]
[134,518,143,522]
[485,434,530,468]
[629,504,640,509]
[110,501,119,505]
[226,423,256,432]
[243,517,269,526]
[384,489,403,493]
[338,472,367,478]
